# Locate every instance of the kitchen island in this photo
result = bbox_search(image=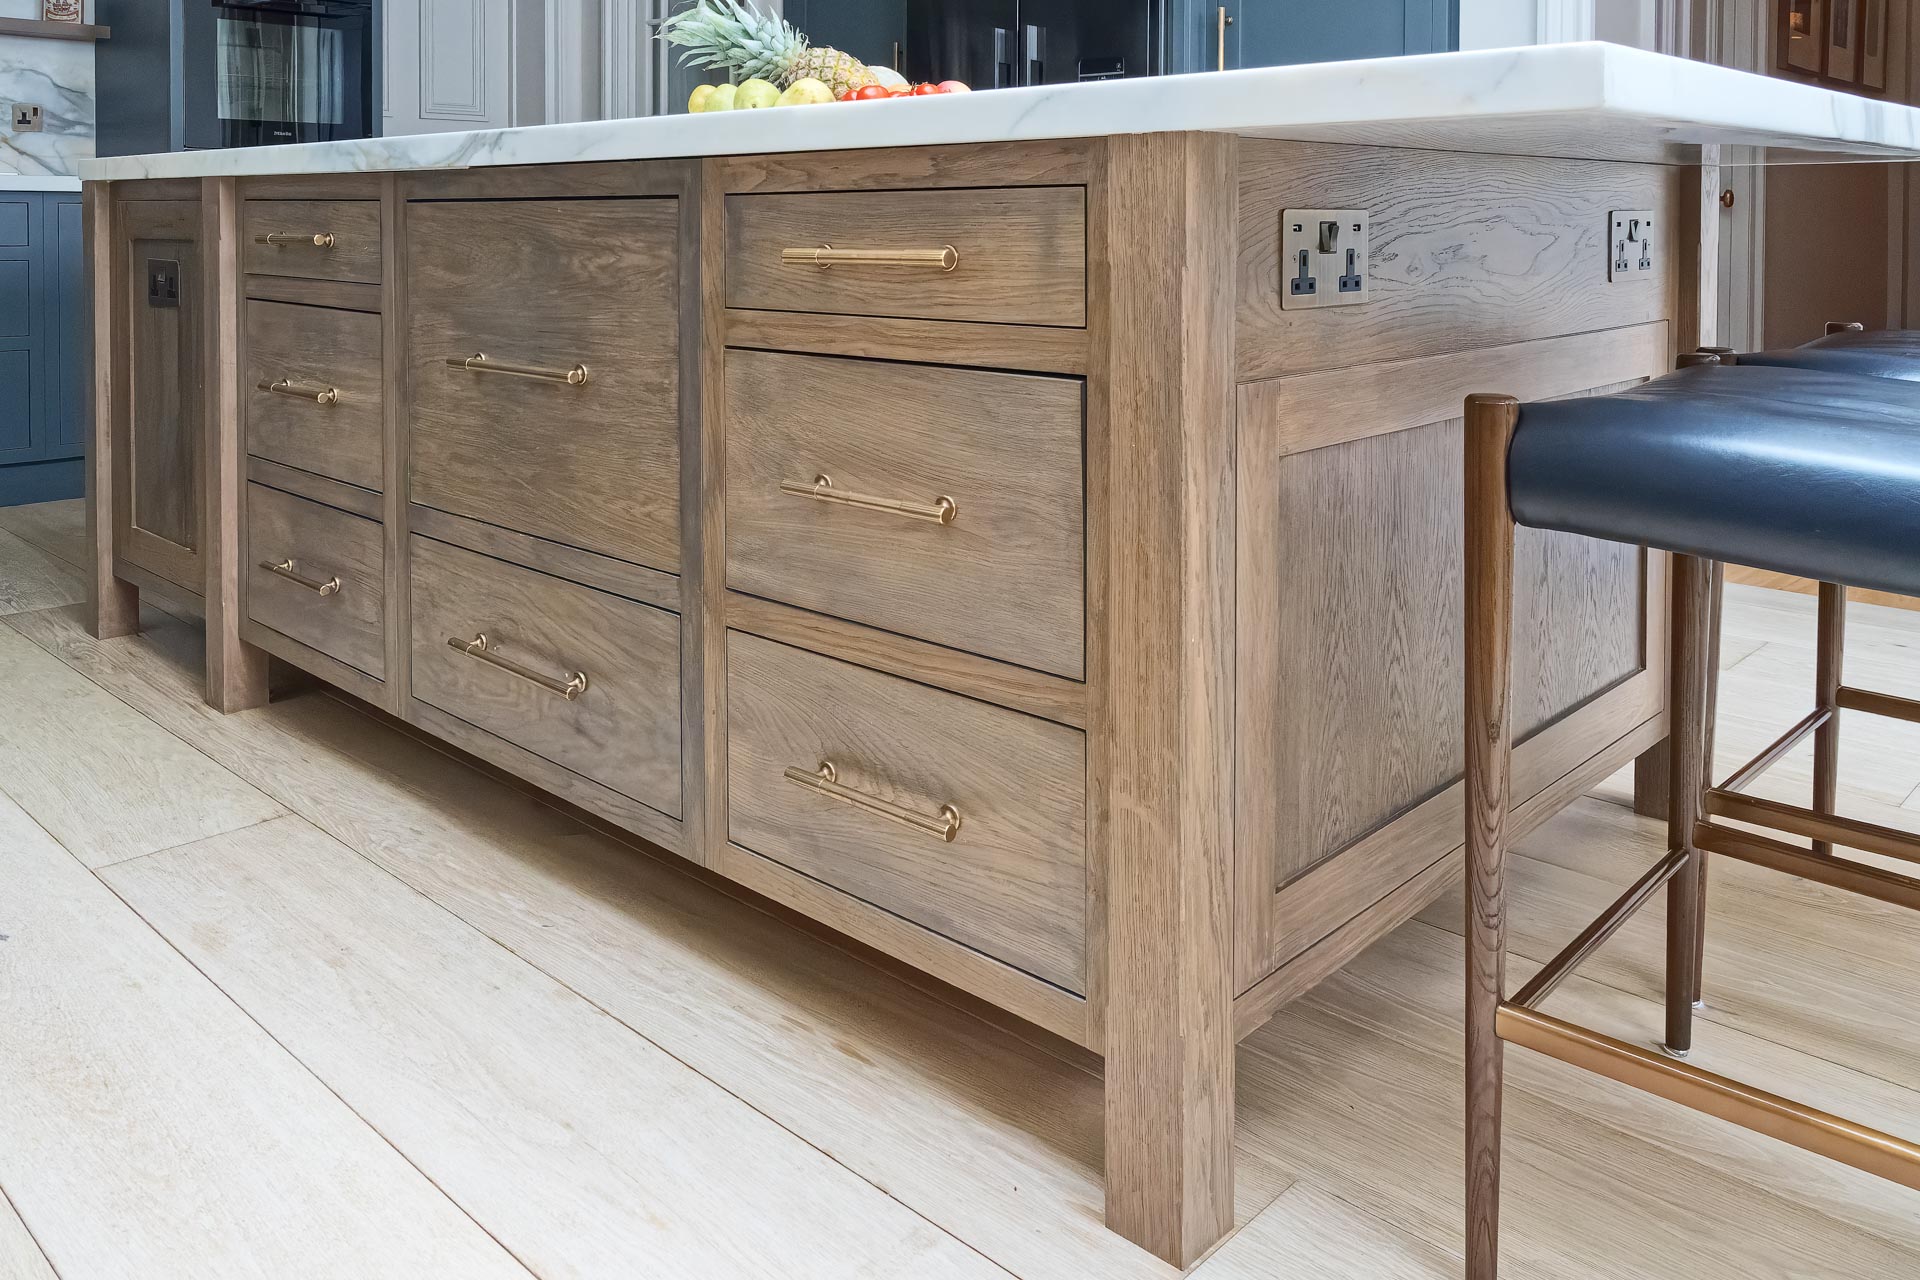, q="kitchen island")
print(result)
[80,43,1920,1266]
